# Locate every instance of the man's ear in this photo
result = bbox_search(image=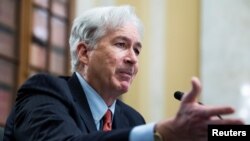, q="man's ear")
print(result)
[76,42,89,64]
